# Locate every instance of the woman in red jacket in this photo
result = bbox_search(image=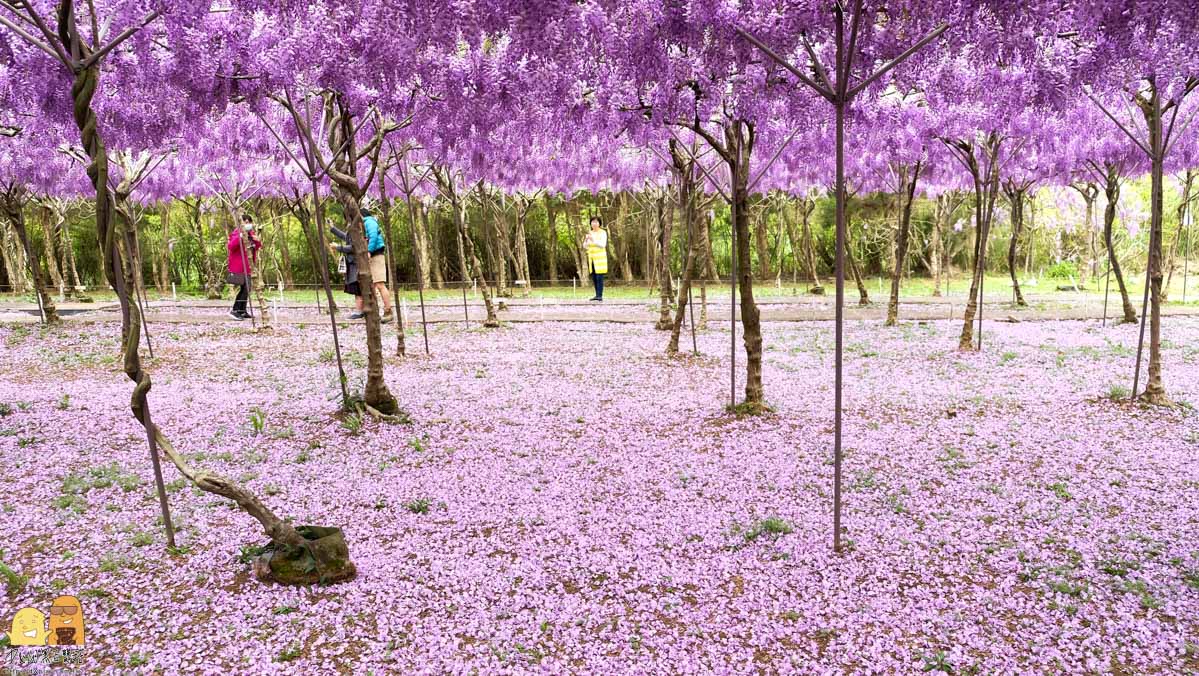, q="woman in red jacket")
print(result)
[227,214,262,320]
